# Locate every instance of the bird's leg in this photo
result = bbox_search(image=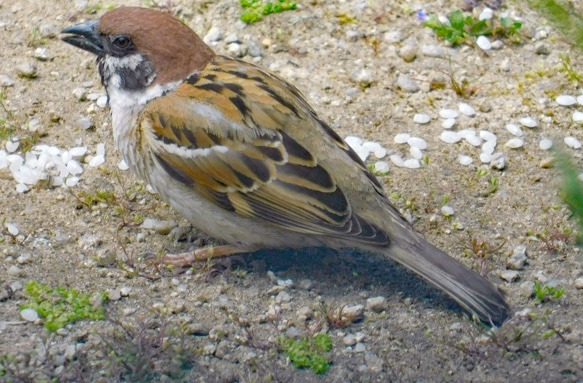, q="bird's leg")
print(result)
[162,245,257,267]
